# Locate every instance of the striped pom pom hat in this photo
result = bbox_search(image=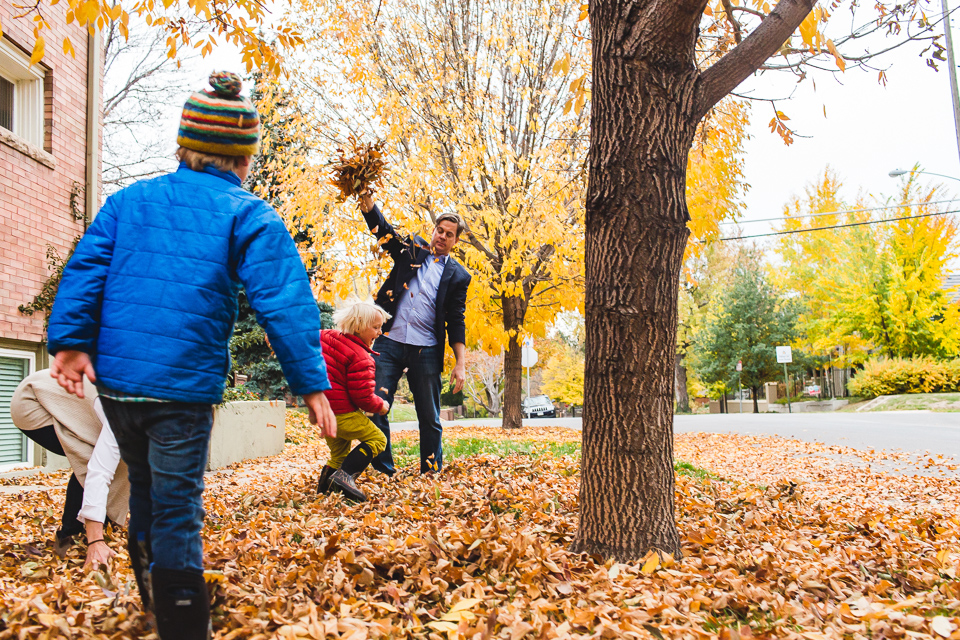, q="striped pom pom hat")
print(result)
[177,71,260,156]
